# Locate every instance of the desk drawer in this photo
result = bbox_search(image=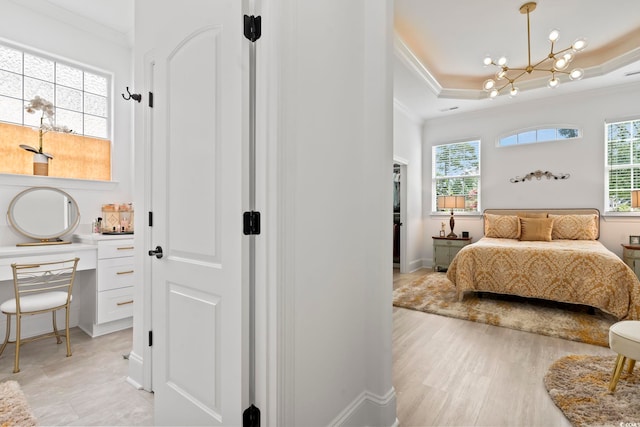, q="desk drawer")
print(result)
[98,287,134,323]
[98,258,135,291]
[98,240,135,259]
